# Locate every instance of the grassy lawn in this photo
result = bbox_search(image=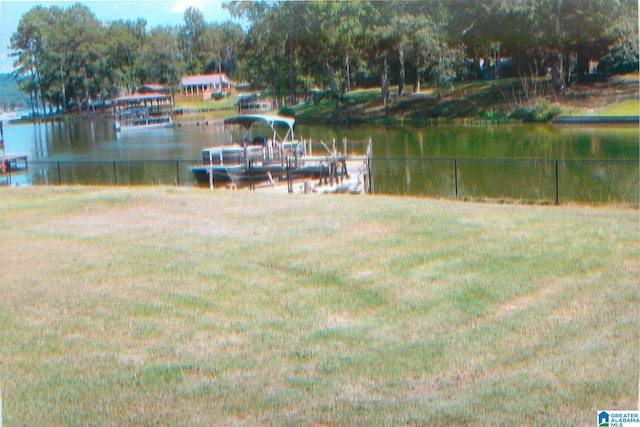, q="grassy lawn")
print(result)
[563,99,639,117]
[292,74,638,124]
[175,94,239,111]
[600,99,640,116]
[0,187,637,425]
